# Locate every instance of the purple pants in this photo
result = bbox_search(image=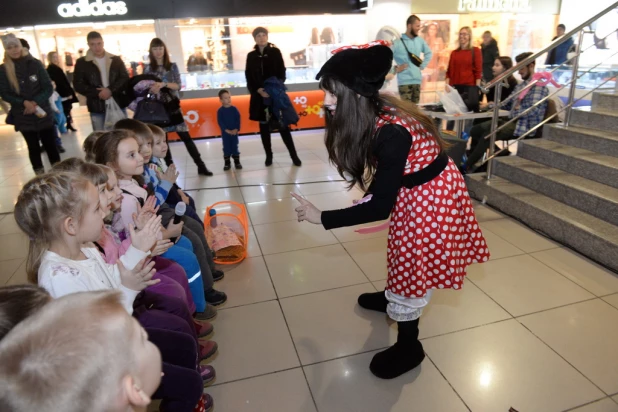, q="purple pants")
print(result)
[134,295,198,343]
[147,256,196,314]
[147,328,203,412]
